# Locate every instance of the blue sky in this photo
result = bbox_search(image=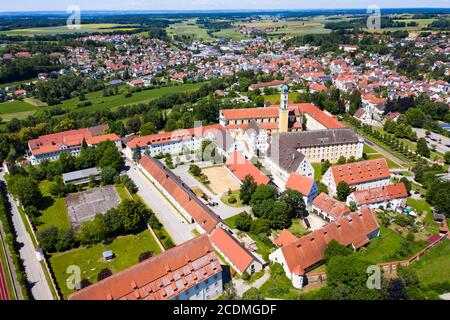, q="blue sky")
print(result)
[1,1,450,12]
